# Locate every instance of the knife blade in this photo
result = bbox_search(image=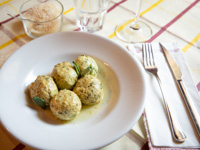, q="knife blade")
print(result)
[159,43,200,137]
